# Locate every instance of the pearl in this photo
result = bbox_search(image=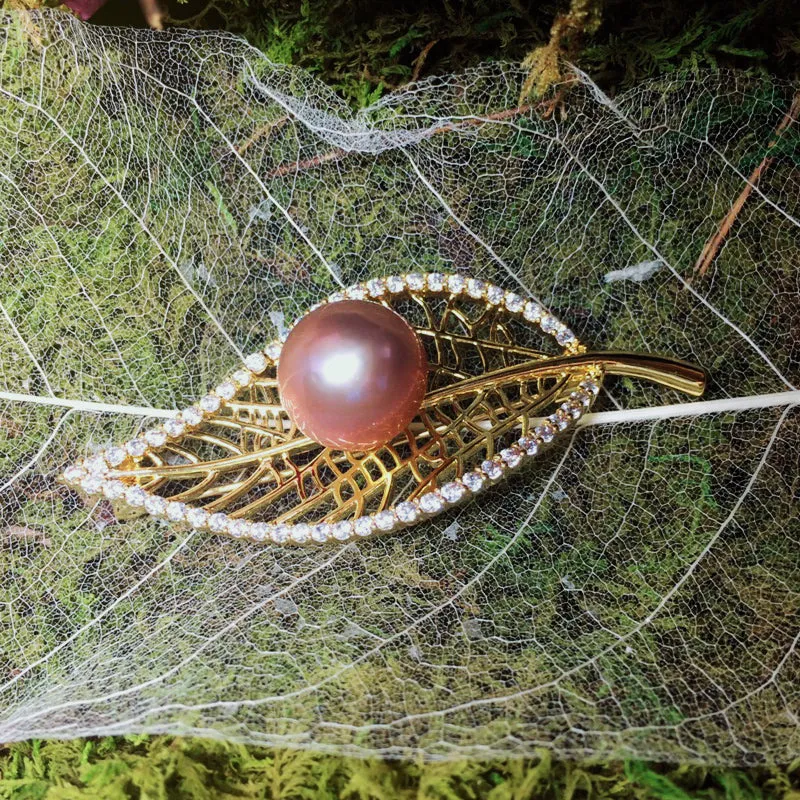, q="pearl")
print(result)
[277,300,428,450]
